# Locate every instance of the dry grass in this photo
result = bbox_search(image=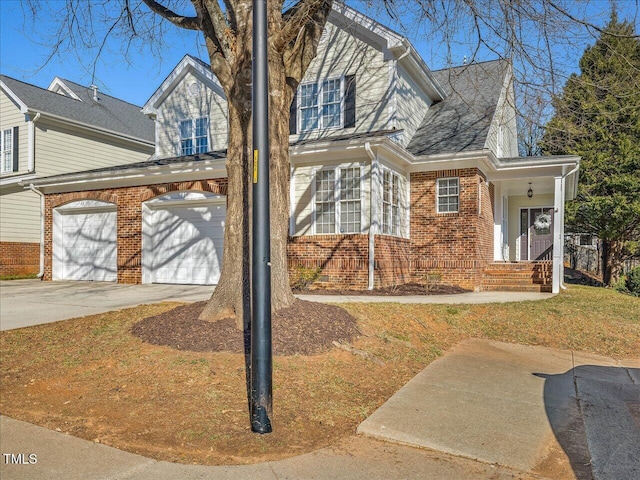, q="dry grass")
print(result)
[1,285,638,465]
